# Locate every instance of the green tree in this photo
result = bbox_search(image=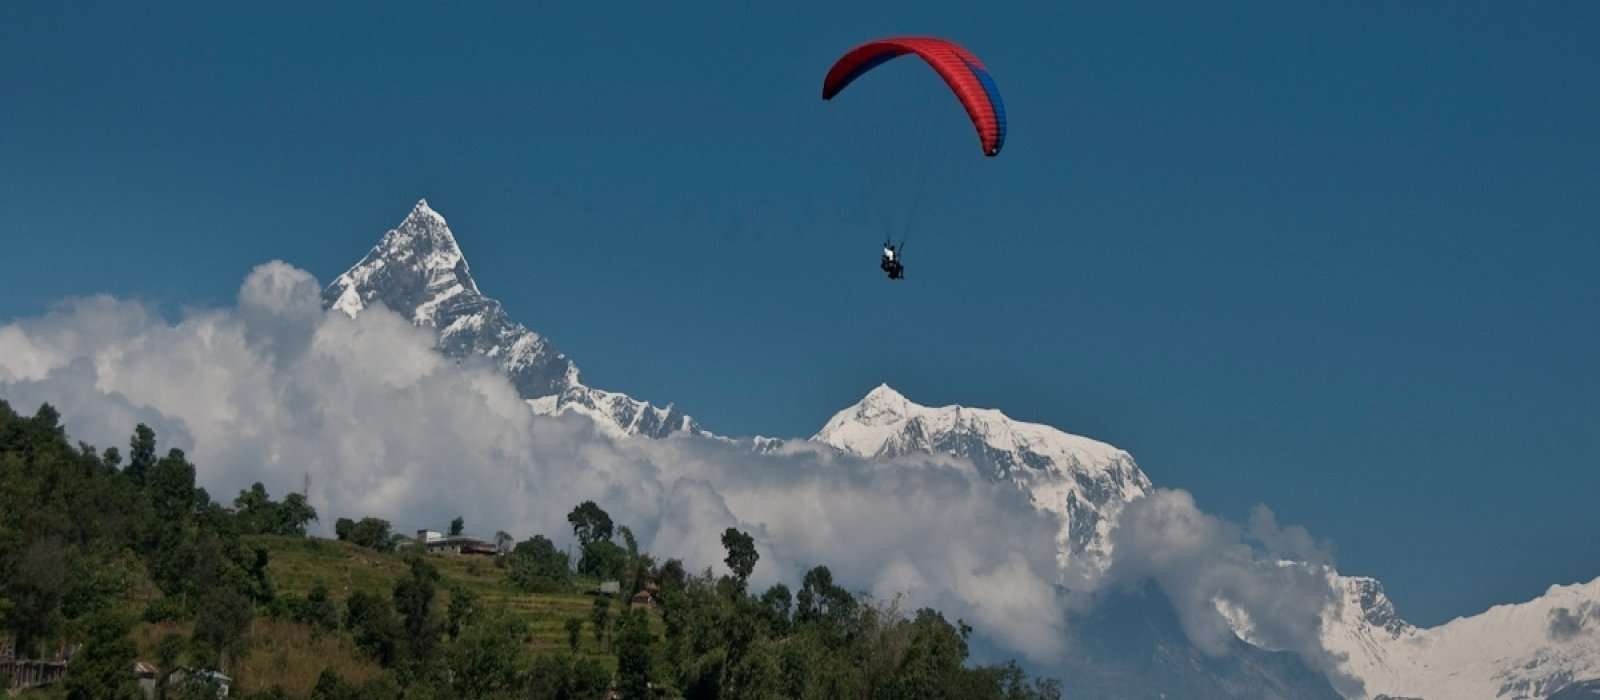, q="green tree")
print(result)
[193,585,252,672]
[62,611,142,700]
[725,636,787,700]
[334,517,355,541]
[446,583,478,640]
[348,517,393,551]
[146,448,199,594]
[507,535,571,593]
[591,596,611,646]
[578,538,627,580]
[311,668,353,700]
[565,617,583,653]
[759,583,792,636]
[154,632,185,700]
[344,590,403,667]
[299,581,340,632]
[3,536,67,655]
[566,500,613,547]
[721,527,758,592]
[234,482,274,533]
[796,565,855,633]
[656,558,688,595]
[527,654,612,700]
[127,423,157,485]
[276,492,317,535]
[393,555,442,659]
[618,525,642,592]
[445,612,526,698]
[615,608,655,699]
[147,450,195,521]
[448,516,464,537]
